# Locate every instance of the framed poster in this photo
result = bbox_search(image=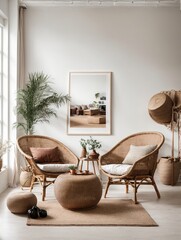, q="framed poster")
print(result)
[67,72,112,135]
